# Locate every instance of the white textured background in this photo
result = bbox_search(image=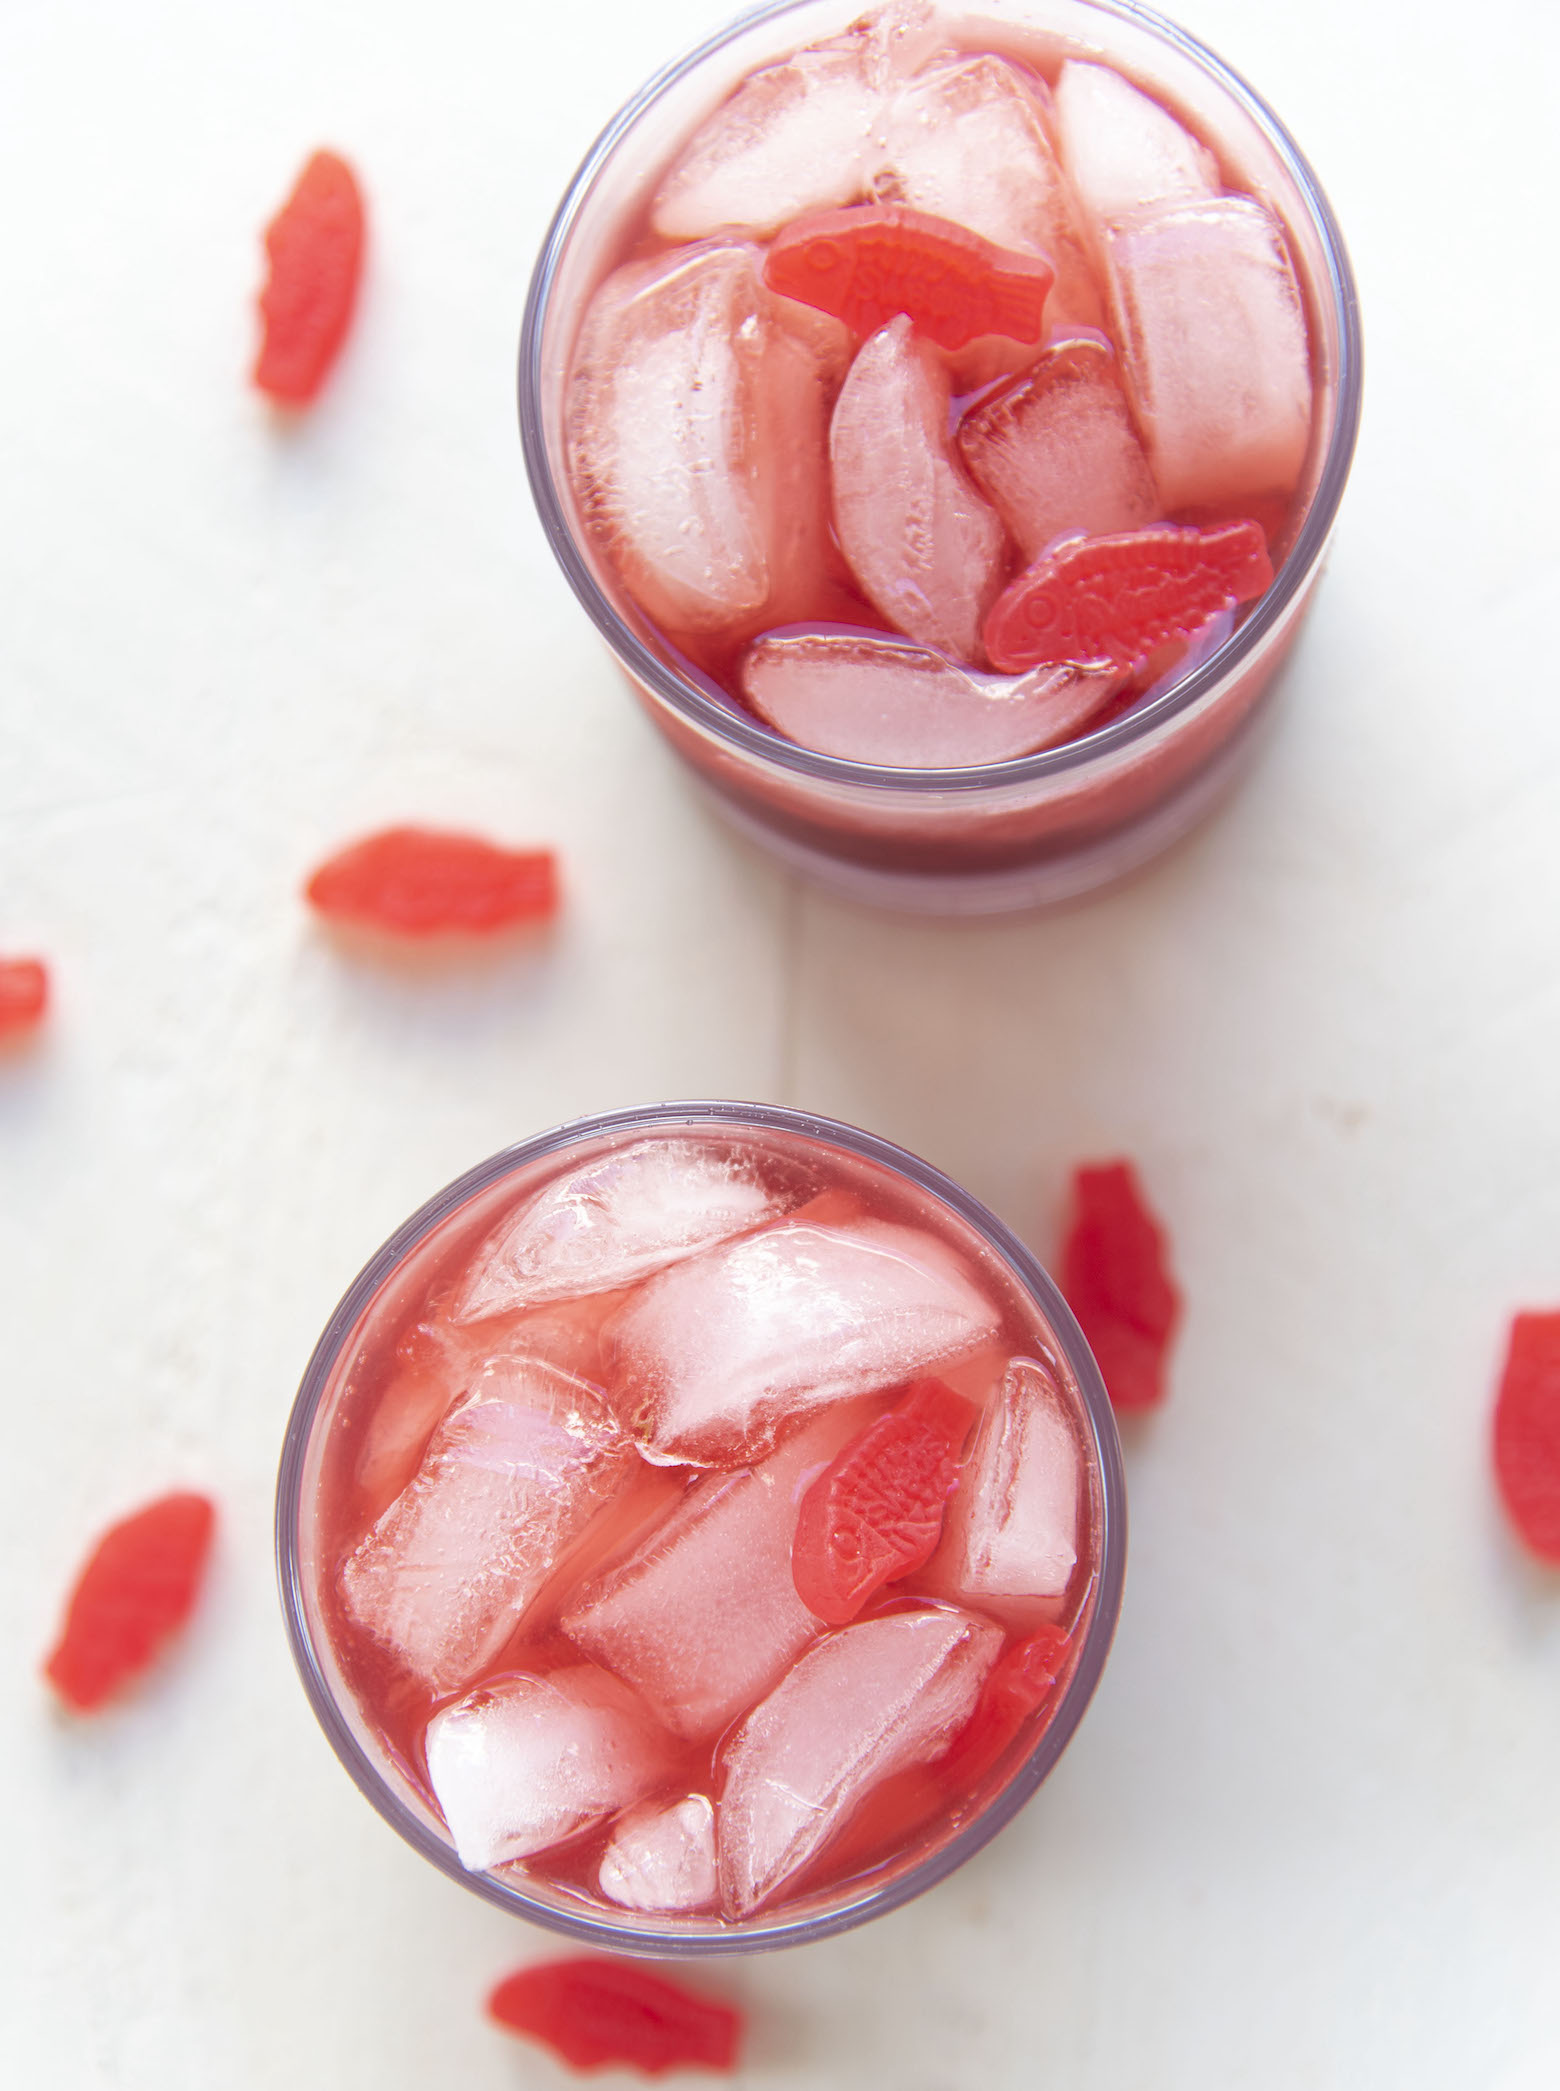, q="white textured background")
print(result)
[4,0,1559,2083]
